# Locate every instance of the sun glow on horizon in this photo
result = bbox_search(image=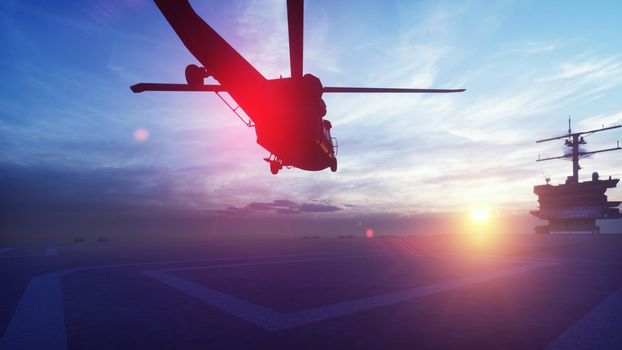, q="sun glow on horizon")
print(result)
[466,207,497,247]
[469,207,490,224]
